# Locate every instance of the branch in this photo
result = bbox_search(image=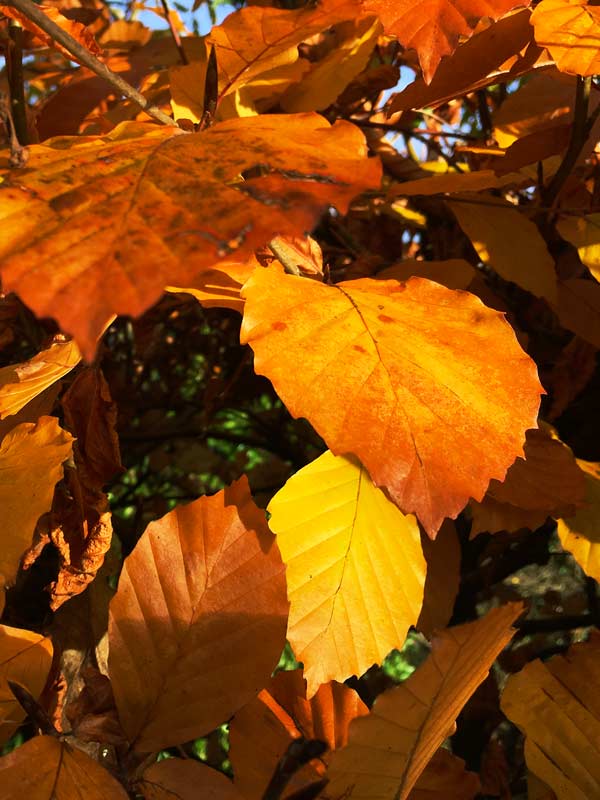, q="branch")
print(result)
[5,0,178,127]
[542,75,592,208]
[7,19,28,144]
[158,0,188,66]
